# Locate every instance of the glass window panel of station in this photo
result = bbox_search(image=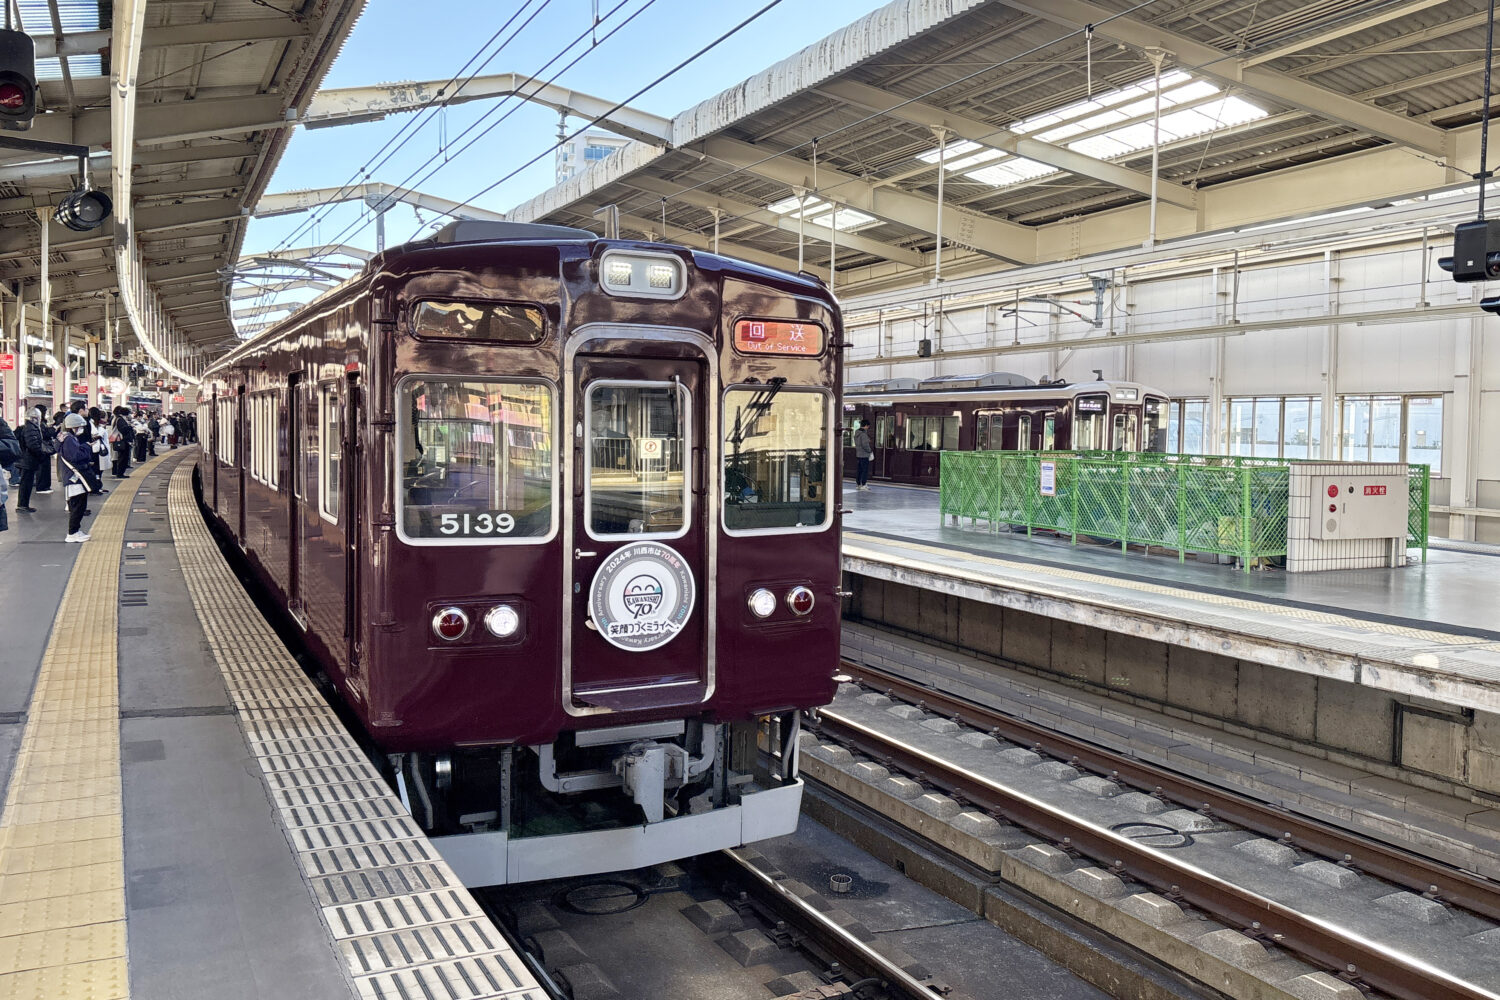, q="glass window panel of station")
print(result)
[1228,398,1254,456]
[1252,397,1281,459]
[1282,397,1322,460]
[587,382,688,538]
[1406,396,1442,475]
[723,387,831,532]
[398,379,555,542]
